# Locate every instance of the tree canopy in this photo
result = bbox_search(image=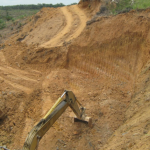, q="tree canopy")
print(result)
[0,3,65,10]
